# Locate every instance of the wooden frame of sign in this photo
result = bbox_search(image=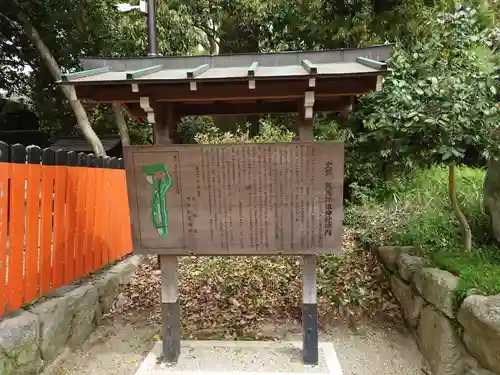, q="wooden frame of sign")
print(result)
[123,142,344,256]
